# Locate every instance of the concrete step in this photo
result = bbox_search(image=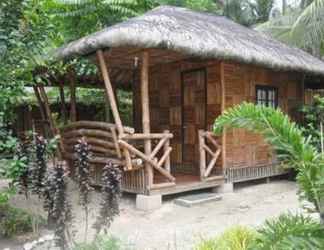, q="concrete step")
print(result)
[174,193,222,207]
